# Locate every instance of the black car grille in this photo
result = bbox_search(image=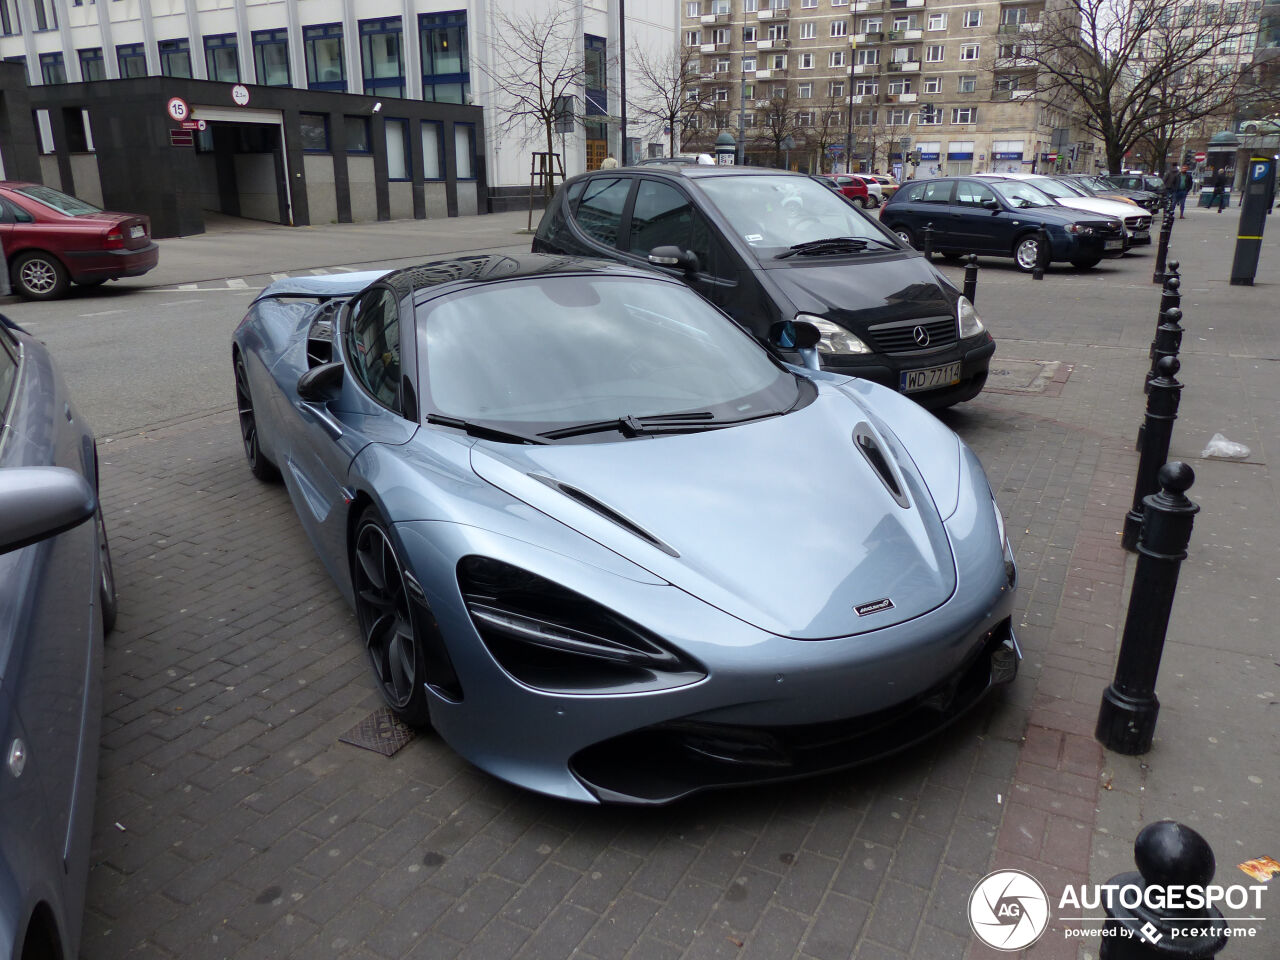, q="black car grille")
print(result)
[1082,220,1124,239]
[1124,215,1151,230]
[867,315,957,354]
